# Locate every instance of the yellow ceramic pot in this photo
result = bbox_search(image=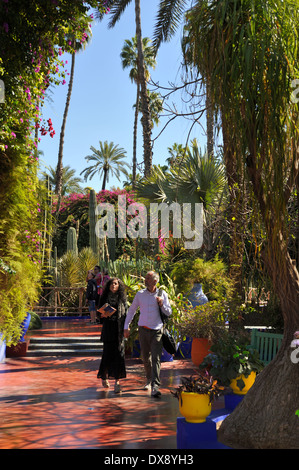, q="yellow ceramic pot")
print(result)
[230,371,256,395]
[179,392,212,423]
